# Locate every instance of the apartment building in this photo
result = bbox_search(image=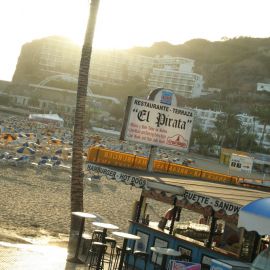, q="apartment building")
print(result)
[90,50,153,85]
[148,67,203,98]
[147,56,204,98]
[38,36,81,74]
